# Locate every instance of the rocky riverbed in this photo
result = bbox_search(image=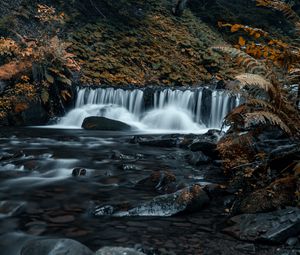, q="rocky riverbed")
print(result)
[0,127,299,255]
